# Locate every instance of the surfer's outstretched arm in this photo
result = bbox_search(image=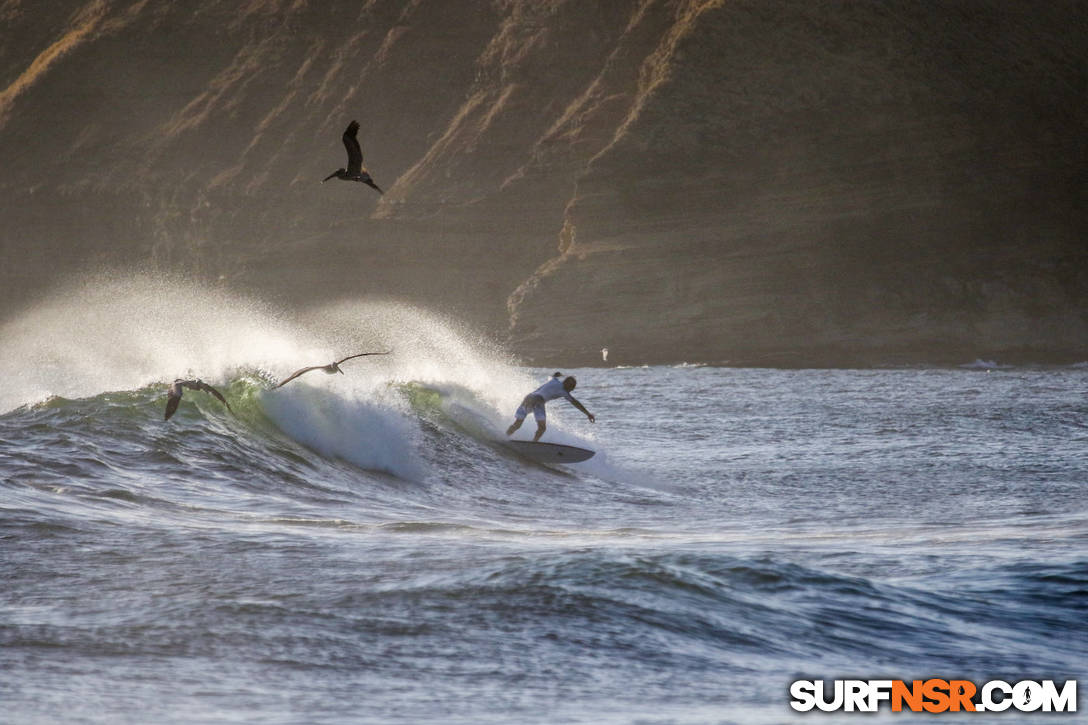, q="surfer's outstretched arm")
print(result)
[568,396,595,423]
